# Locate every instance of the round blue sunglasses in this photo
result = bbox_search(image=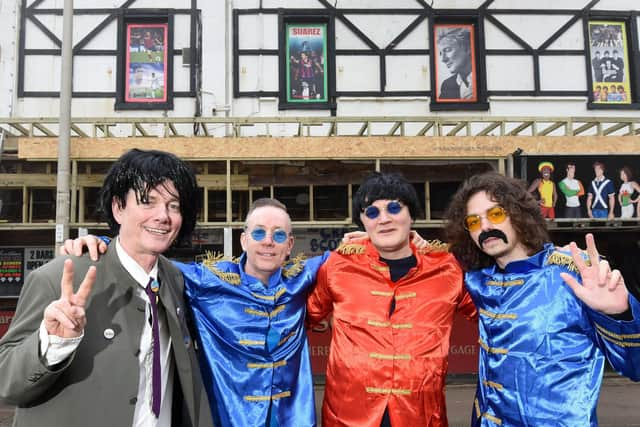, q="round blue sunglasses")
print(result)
[363,201,403,220]
[249,228,289,244]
